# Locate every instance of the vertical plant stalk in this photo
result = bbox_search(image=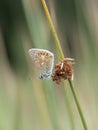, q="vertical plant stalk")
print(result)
[68,80,87,130]
[41,0,64,59]
[41,0,88,129]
